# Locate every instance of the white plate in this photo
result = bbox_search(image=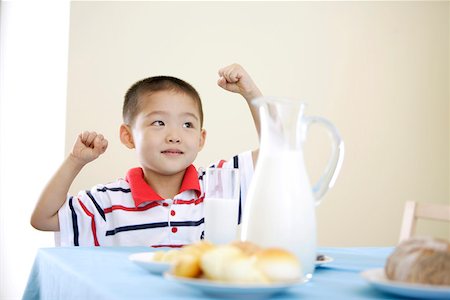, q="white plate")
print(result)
[164,273,305,298]
[315,254,333,266]
[361,268,450,299]
[130,252,331,274]
[129,252,172,275]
